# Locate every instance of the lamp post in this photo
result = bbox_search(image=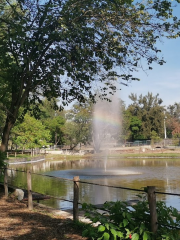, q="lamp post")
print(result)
[164,116,167,139]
